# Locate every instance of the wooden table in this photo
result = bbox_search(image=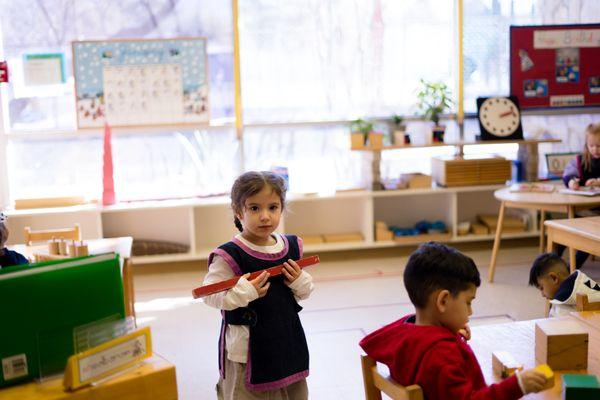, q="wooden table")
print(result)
[9,237,136,318]
[570,311,600,332]
[470,316,600,399]
[0,355,177,400]
[545,216,600,273]
[488,188,600,282]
